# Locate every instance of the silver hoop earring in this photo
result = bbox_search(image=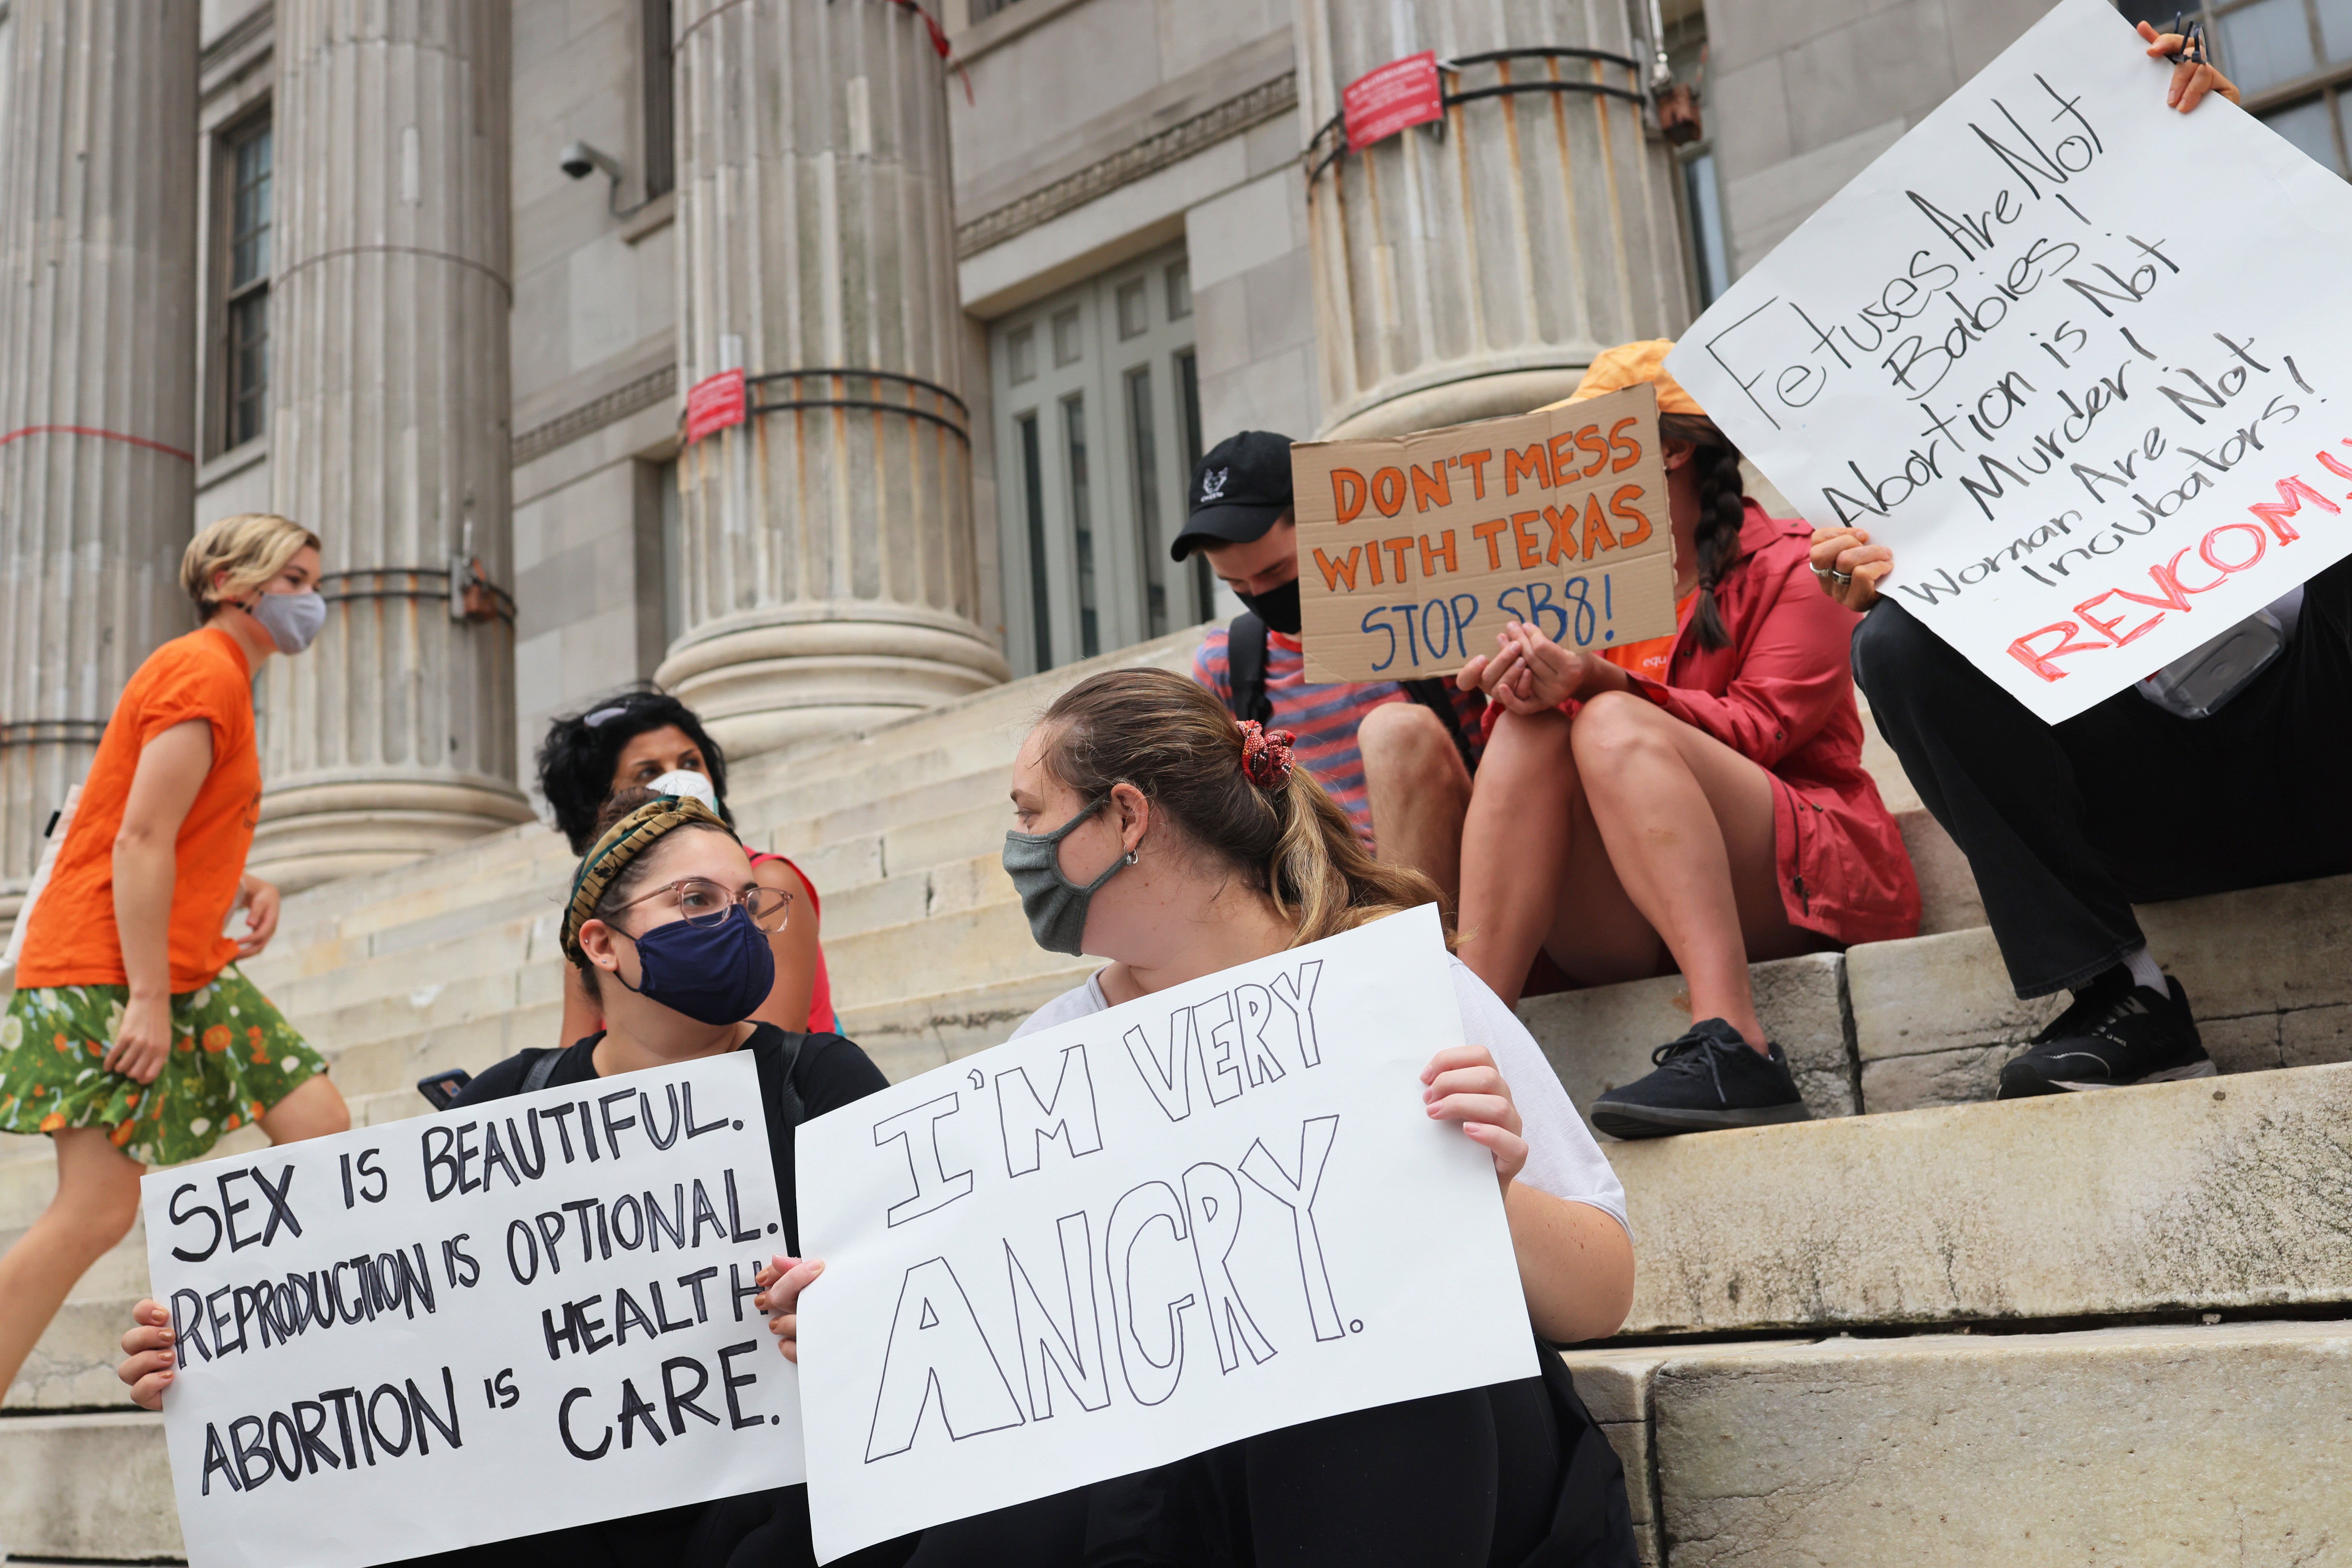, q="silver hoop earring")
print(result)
[1123,850,1139,865]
